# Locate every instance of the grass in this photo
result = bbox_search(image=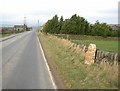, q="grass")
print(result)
[55,34,118,53]
[72,40,118,53]
[0,33,13,38]
[0,34,2,38]
[38,32,118,89]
